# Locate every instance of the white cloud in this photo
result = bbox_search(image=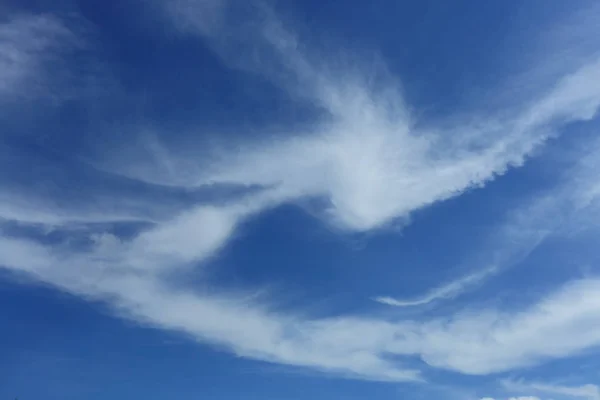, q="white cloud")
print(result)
[0,193,159,226]
[0,13,76,101]
[0,231,422,381]
[412,278,600,374]
[374,266,497,307]
[510,398,540,400]
[503,380,600,400]
[376,131,600,308]
[166,0,228,37]
[3,0,600,385]
[106,0,600,237]
[480,397,540,400]
[5,211,600,381]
